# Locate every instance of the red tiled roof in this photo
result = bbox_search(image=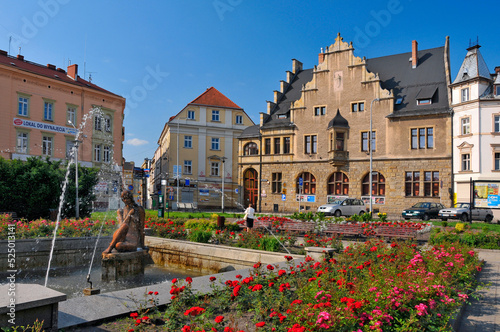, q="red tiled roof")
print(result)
[189,87,242,109]
[0,51,122,98]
